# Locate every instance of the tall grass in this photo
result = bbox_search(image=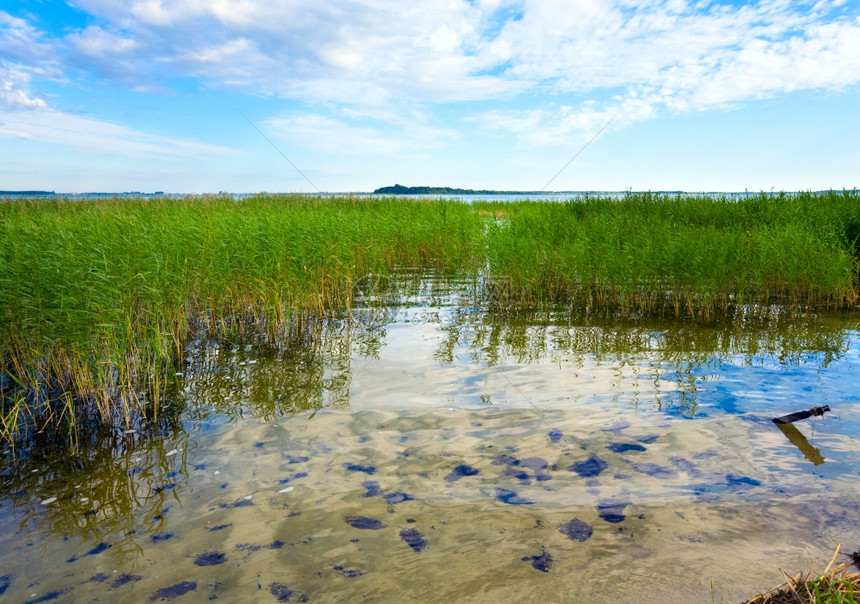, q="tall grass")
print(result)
[0,195,483,444]
[1,191,858,446]
[480,191,860,317]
